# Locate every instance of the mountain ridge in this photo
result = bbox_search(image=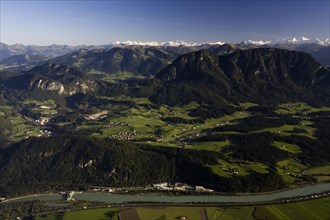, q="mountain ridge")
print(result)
[49,47,178,76]
[142,48,330,105]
